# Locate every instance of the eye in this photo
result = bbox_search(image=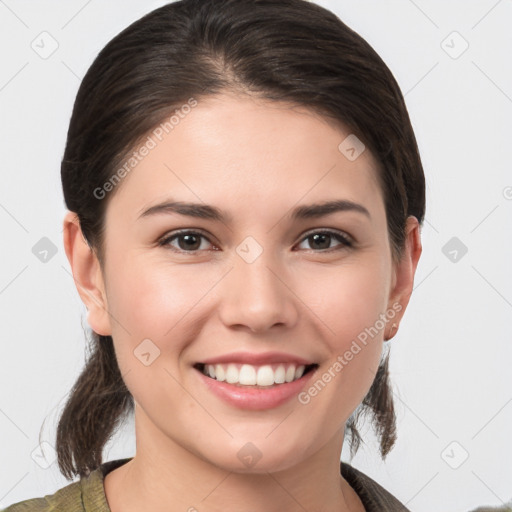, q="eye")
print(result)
[295,230,353,252]
[158,230,217,253]
[158,229,354,254]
